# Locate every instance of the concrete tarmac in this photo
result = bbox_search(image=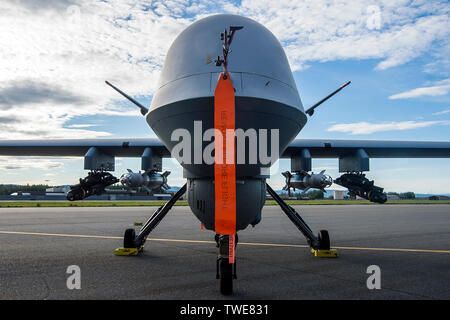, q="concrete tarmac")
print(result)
[0,204,449,299]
